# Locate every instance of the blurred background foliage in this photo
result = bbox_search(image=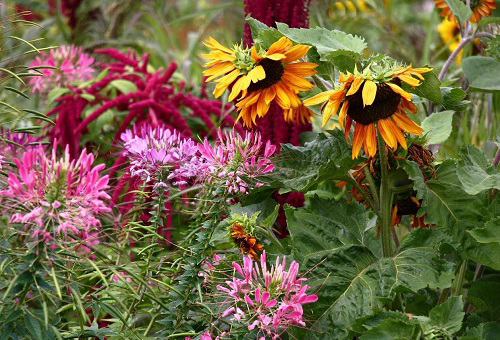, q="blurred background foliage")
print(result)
[6,0,500,158]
